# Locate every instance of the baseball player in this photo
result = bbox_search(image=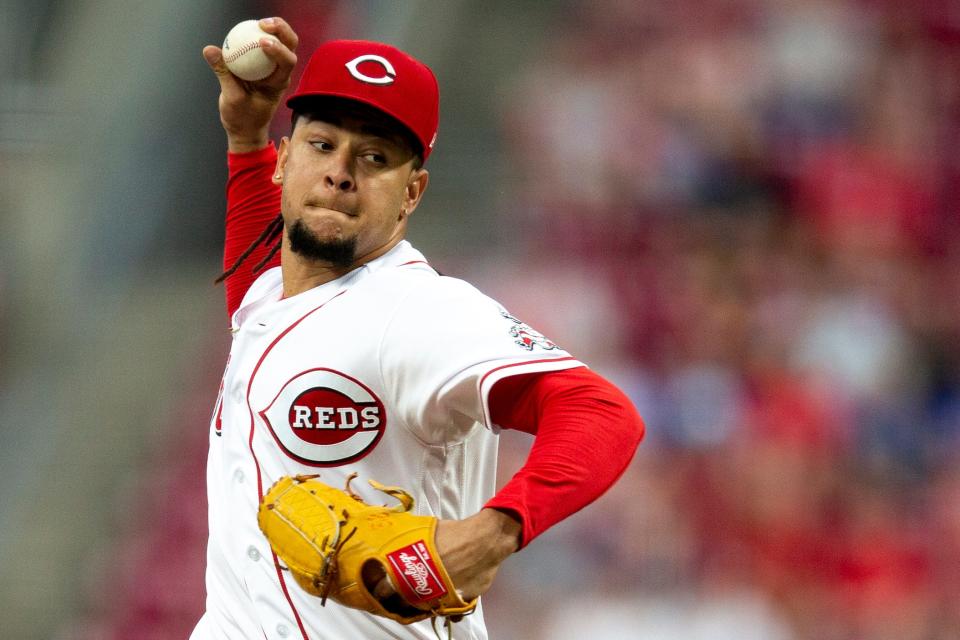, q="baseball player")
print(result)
[192,18,644,640]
